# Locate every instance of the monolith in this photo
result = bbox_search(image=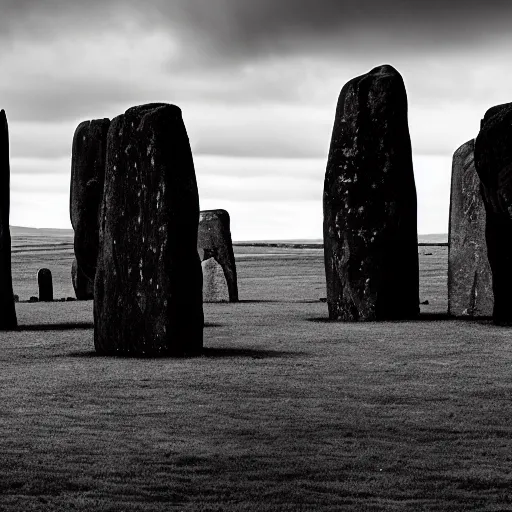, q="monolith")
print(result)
[71,258,93,300]
[202,257,230,302]
[37,268,53,302]
[0,110,17,329]
[448,140,492,317]
[474,102,512,324]
[197,209,238,302]
[70,118,110,284]
[94,103,203,356]
[323,65,419,321]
